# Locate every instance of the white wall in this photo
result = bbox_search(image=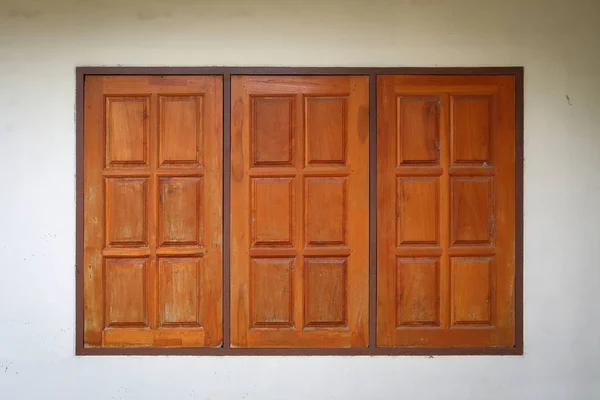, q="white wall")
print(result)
[1,0,599,398]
